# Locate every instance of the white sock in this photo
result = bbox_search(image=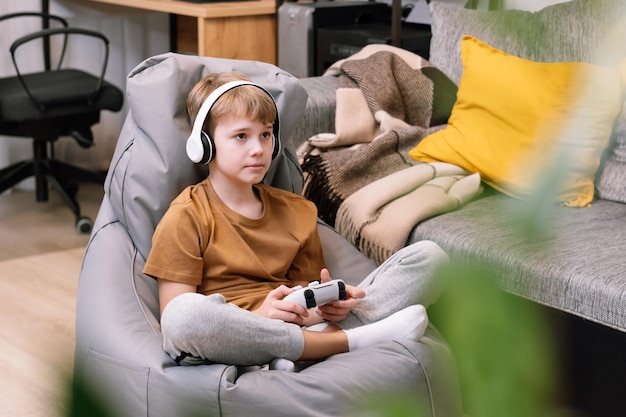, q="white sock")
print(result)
[269,358,295,372]
[344,305,428,351]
